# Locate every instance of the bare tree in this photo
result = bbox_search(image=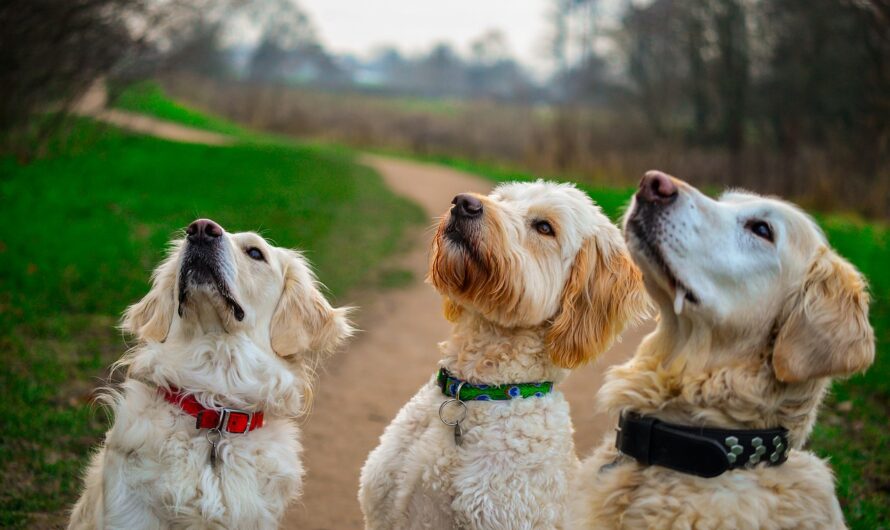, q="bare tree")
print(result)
[0,0,139,156]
